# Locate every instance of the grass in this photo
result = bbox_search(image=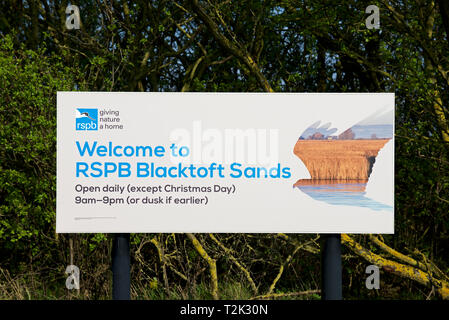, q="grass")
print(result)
[134,280,254,300]
[0,271,430,300]
[0,268,319,300]
[294,139,390,180]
